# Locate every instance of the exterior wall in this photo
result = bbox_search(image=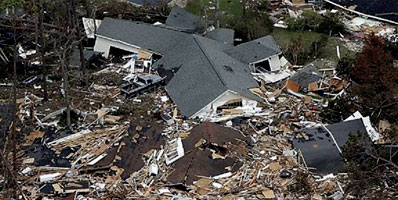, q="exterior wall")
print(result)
[94,36,141,58]
[191,90,257,118]
[251,54,282,72]
[268,55,282,71]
